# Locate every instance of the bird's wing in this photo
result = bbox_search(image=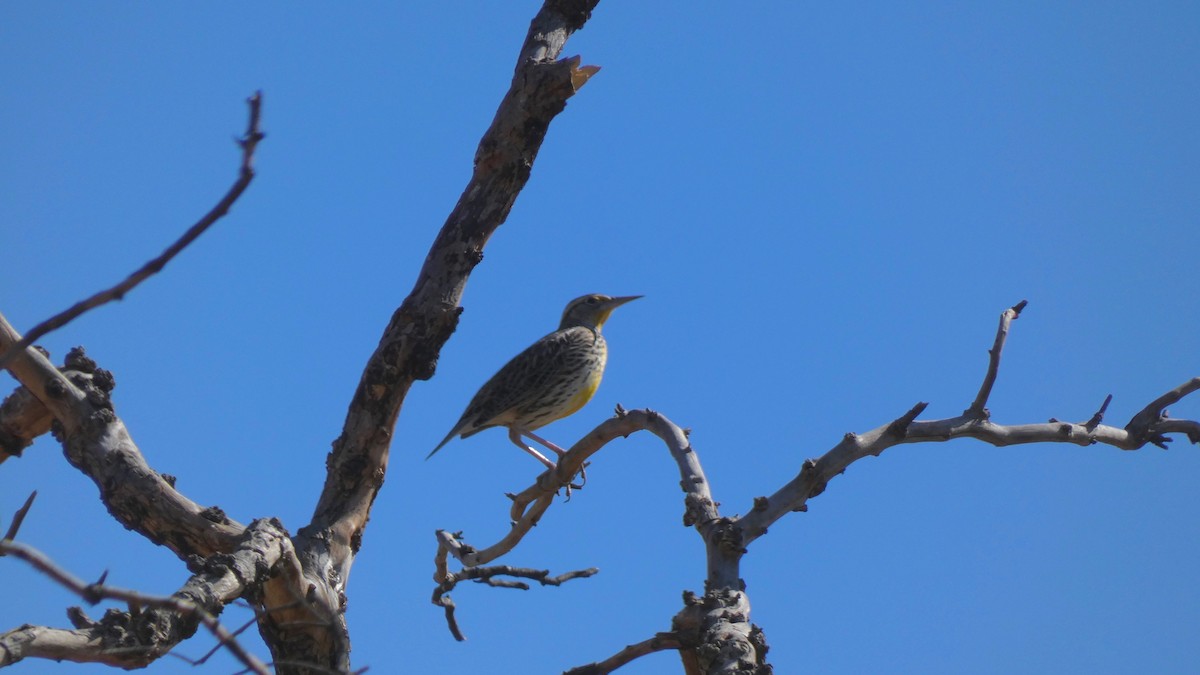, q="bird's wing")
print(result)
[457,328,587,434]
